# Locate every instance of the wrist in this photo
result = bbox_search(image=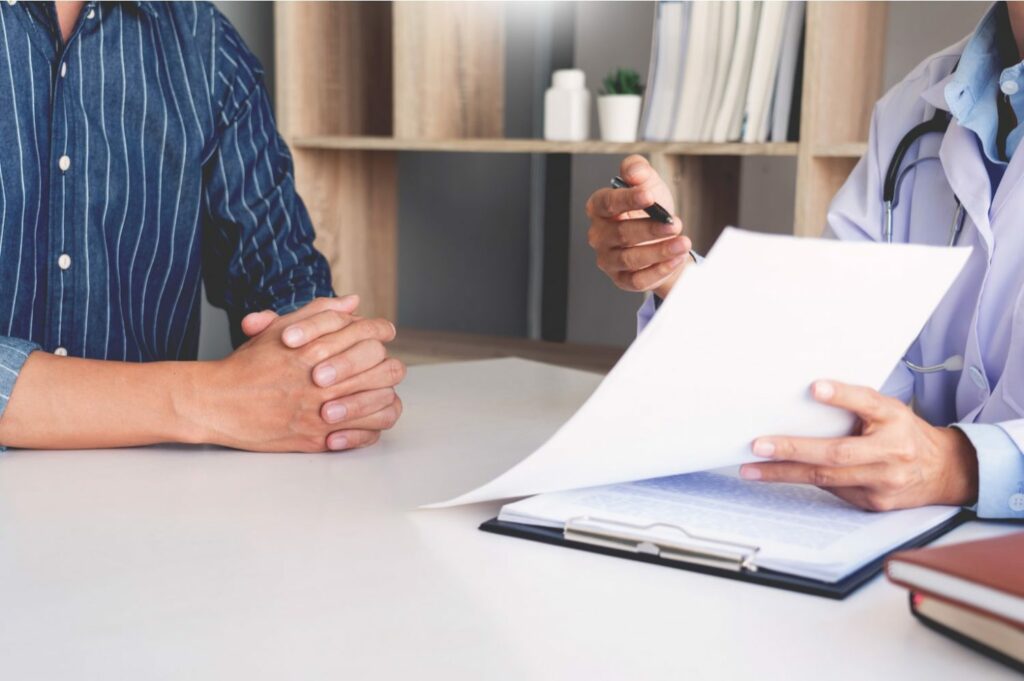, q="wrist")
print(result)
[167,360,220,445]
[938,426,979,506]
